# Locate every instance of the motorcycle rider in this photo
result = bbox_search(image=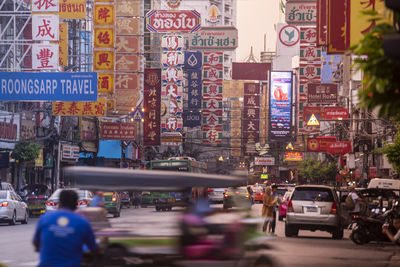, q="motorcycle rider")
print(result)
[382,215,400,245]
